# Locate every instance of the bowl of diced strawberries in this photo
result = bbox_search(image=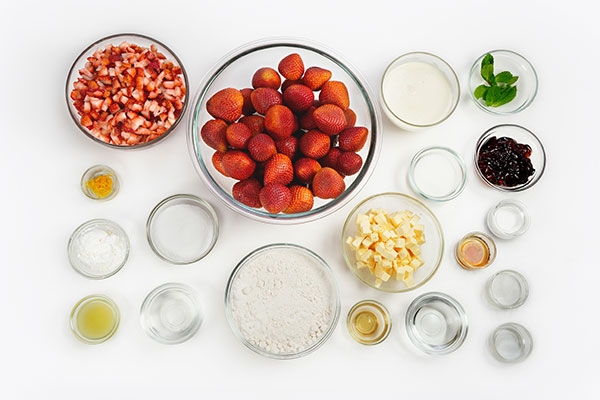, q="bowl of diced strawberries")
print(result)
[342,193,444,292]
[66,33,189,148]
[188,38,381,224]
